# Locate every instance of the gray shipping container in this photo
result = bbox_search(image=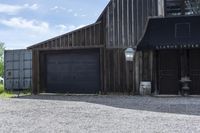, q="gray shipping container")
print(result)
[4,49,32,90]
